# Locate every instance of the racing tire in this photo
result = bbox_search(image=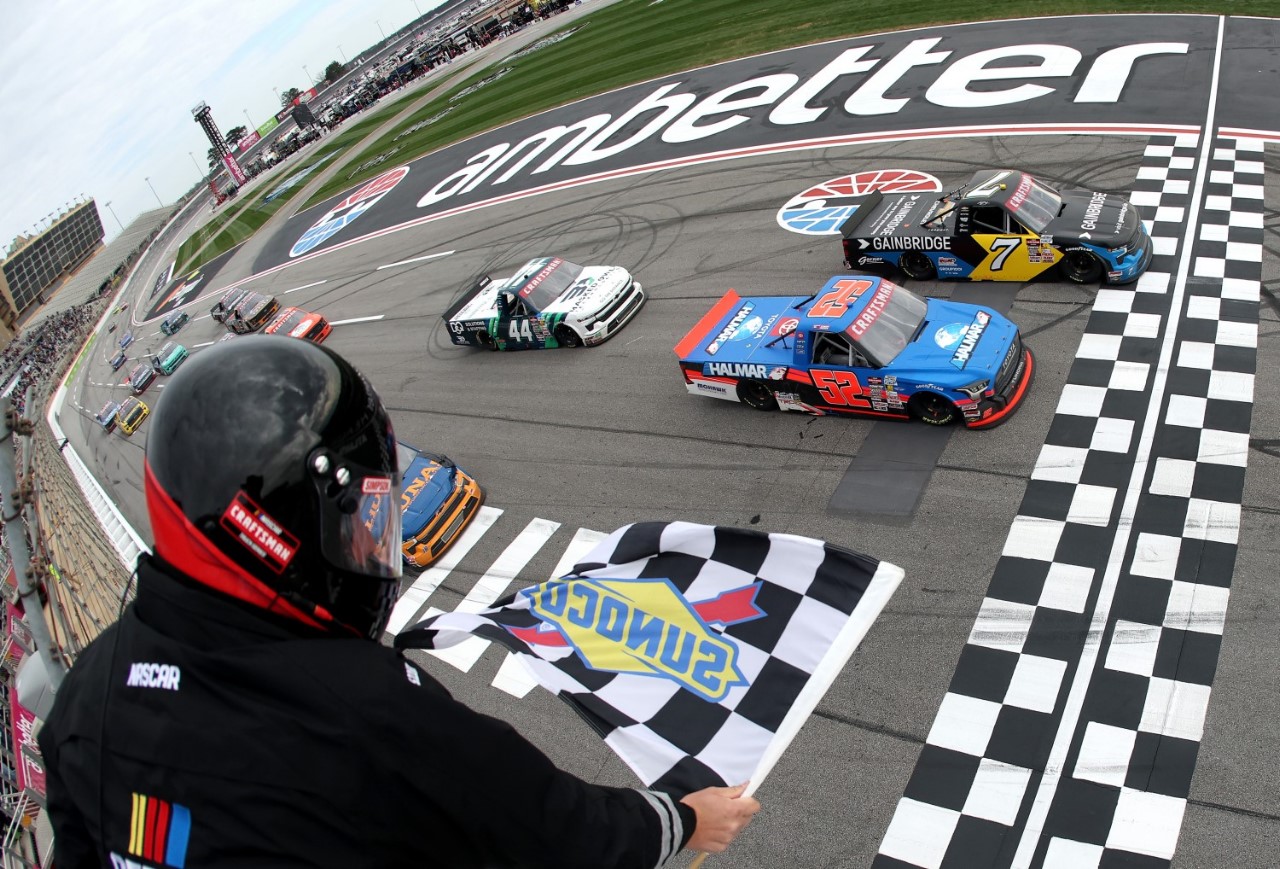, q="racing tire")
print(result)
[900,251,937,281]
[1062,250,1104,284]
[554,324,583,348]
[909,392,957,426]
[737,380,776,411]
[478,331,499,351]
